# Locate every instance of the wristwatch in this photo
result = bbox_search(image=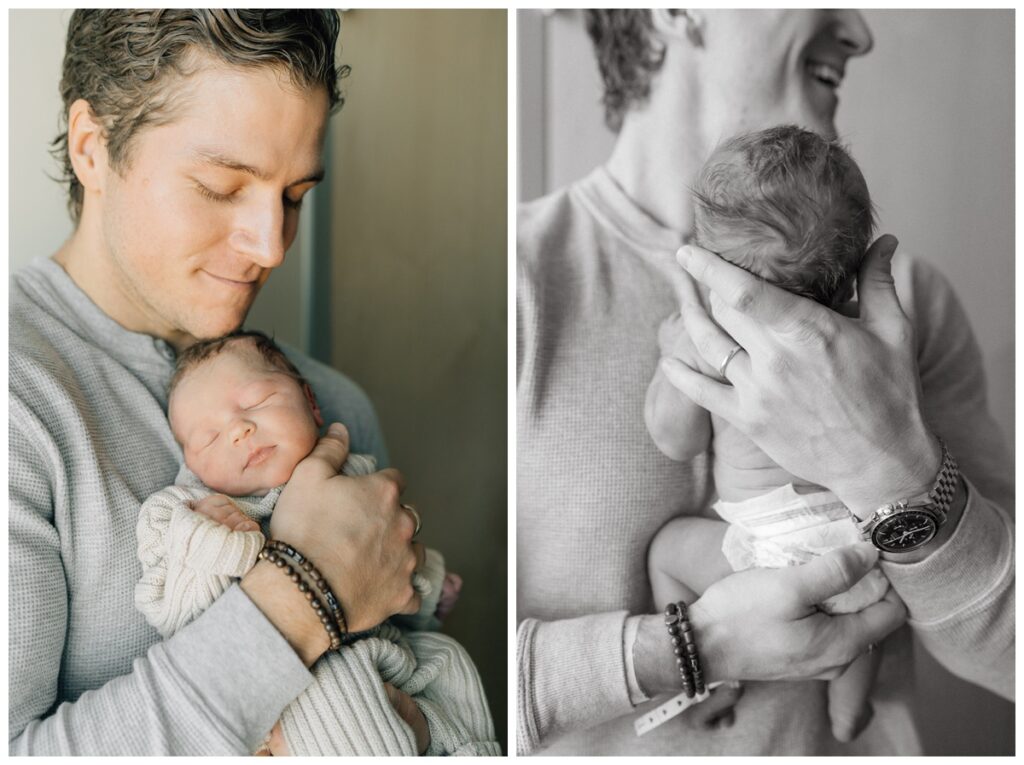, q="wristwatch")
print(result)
[856,439,960,553]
